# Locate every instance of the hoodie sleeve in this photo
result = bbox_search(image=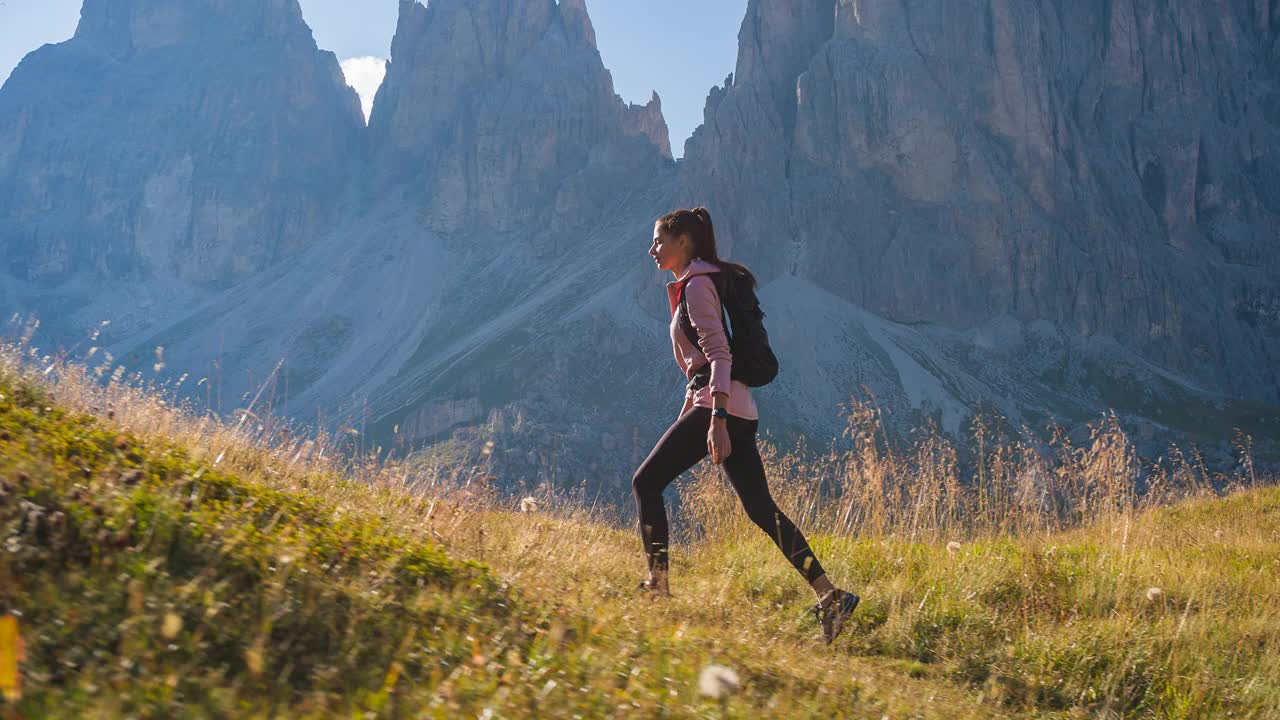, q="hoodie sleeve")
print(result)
[685,275,732,396]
